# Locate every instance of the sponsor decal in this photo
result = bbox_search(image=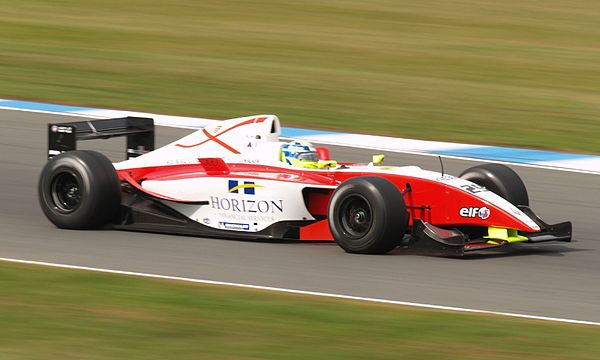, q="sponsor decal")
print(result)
[239,158,259,164]
[219,212,275,222]
[276,174,299,180]
[460,183,488,194]
[228,180,264,195]
[510,207,522,216]
[436,175,455,181]
[219,222,250,231]
[165,159,195,165]
[50,125,73,134]
[127,147,147,156]
[210,196,283,214]
[460,206,491,220]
